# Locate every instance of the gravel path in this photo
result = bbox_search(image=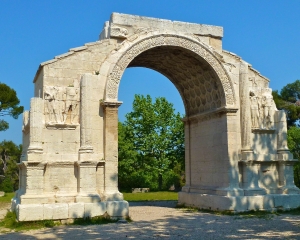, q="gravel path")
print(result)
[0,201,299,239]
